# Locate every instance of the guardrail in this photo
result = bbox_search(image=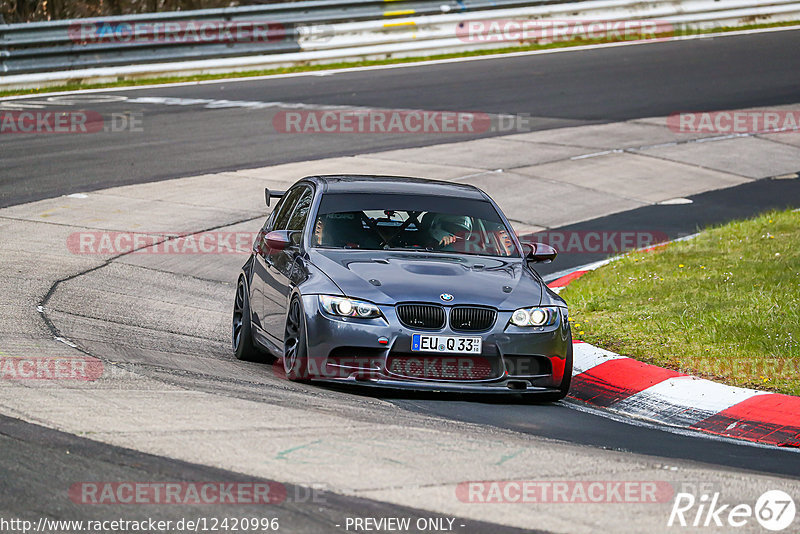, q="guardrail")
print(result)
[1,0,799,89]
[0,0,560,75]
